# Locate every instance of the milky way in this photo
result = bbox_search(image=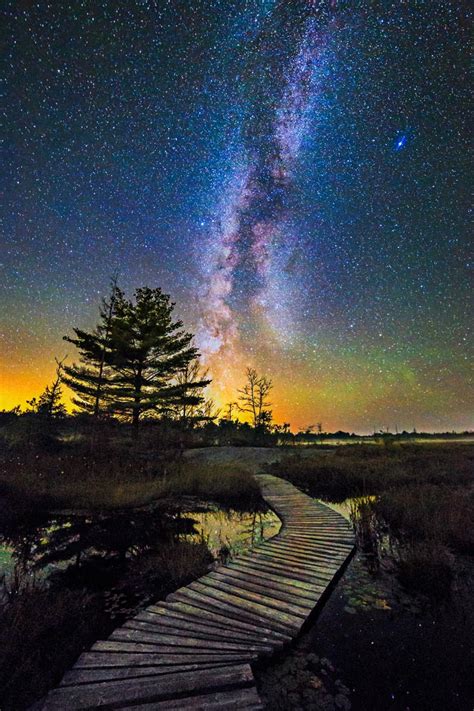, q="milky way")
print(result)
[197,12,329,360]
[1,1,472,432]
